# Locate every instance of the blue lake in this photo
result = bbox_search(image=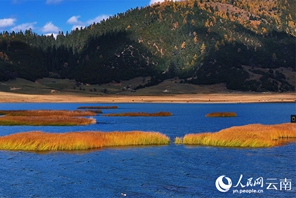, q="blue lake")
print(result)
[0,103,295,197]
